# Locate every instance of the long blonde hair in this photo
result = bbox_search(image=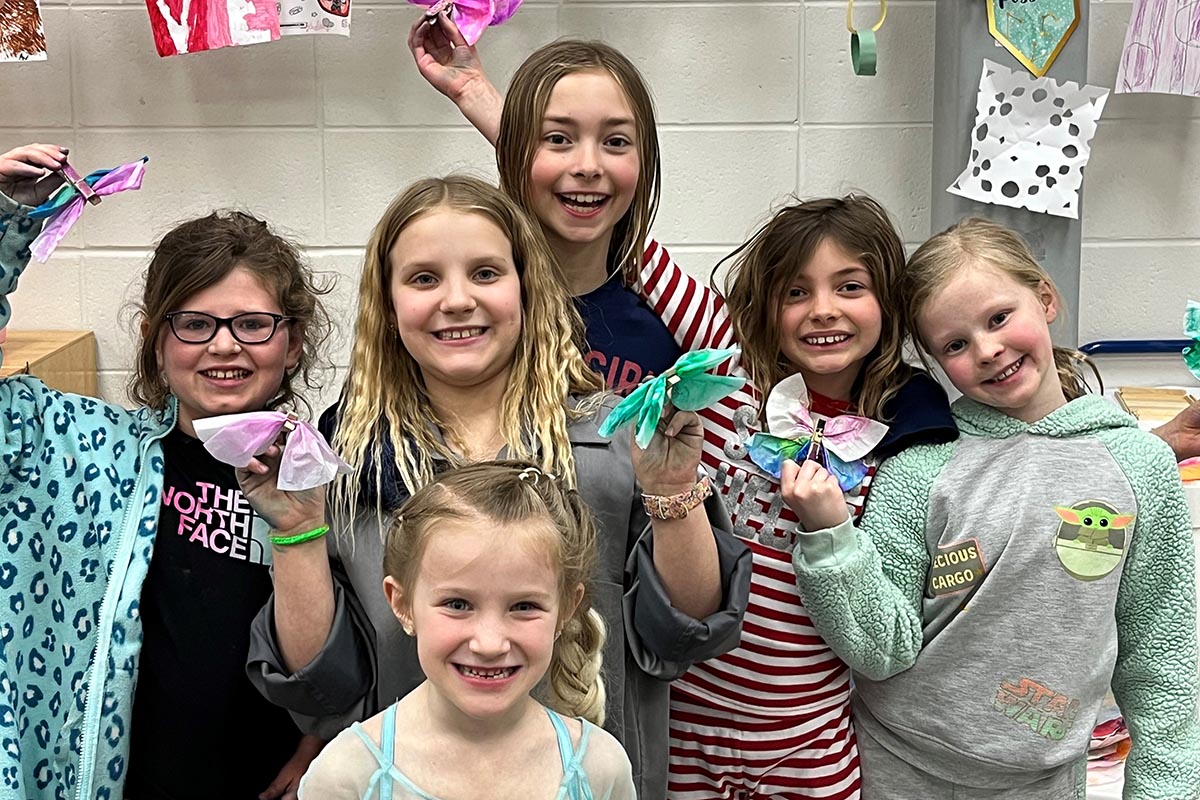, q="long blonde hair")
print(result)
[330,176,603,521]
[717,194,910,420]
[901,217,1096,400]
[496,39,661,289]
[384,461,607,725]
